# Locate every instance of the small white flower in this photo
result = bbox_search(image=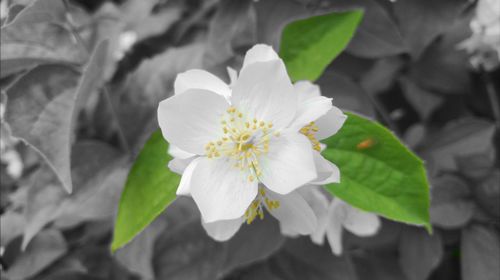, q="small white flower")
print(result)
[158,44,346,240]
[458,0,500,70]
[1,104,23,180]
[0,1,8,21]
[114,31,137,60]
[306,188,381,255]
